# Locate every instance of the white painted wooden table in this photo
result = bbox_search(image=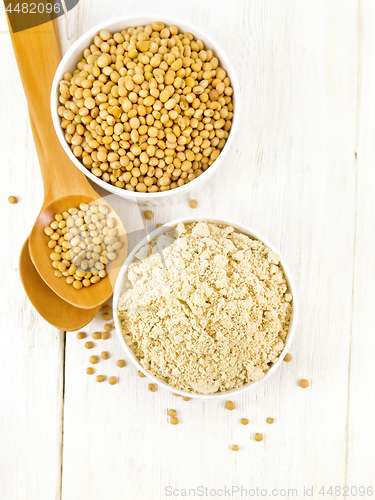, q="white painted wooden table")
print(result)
[1,1,375,499]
